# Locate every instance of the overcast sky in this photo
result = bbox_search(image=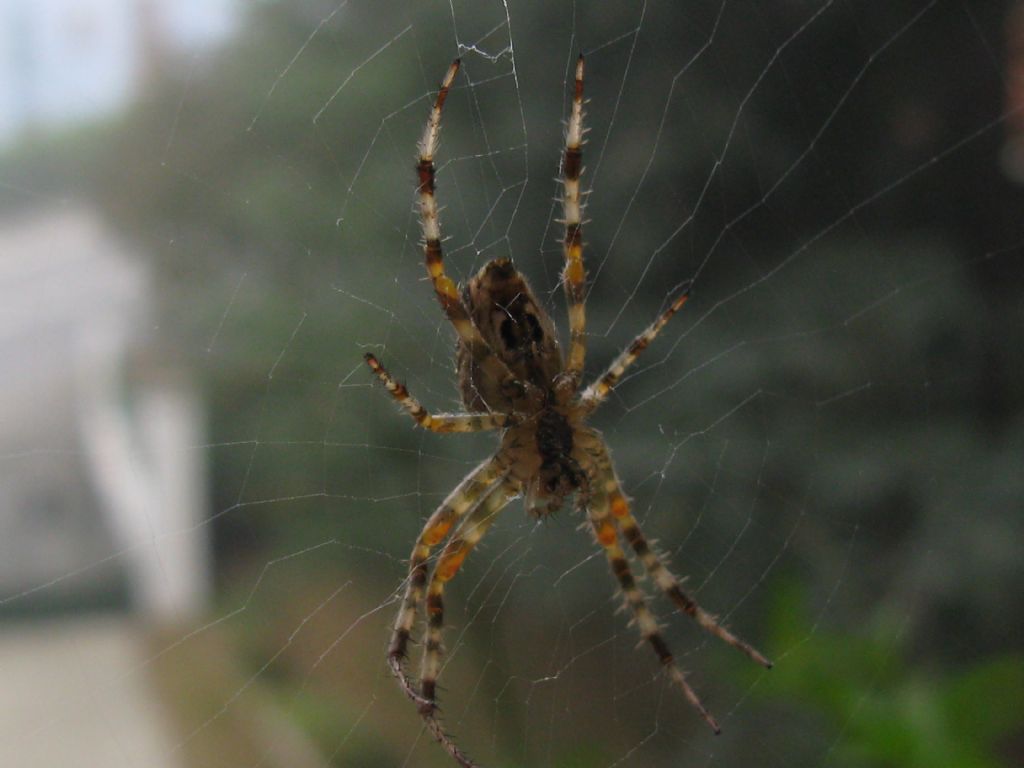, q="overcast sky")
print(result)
[0,0,235,145]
